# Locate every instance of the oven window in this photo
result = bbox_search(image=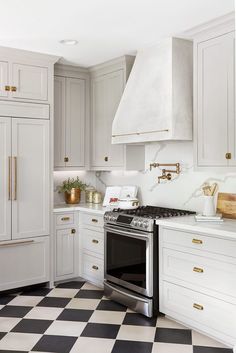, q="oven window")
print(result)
[106,231,146,289]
